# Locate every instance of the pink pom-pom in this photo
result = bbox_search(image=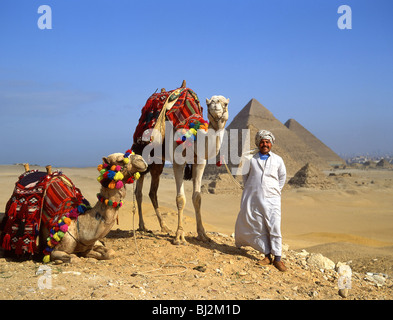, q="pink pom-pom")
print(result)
[116,181,124,189]
[103,163,109,168]
[67,208,79,219]
[115,165,121,171]
[60,224,68,233]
